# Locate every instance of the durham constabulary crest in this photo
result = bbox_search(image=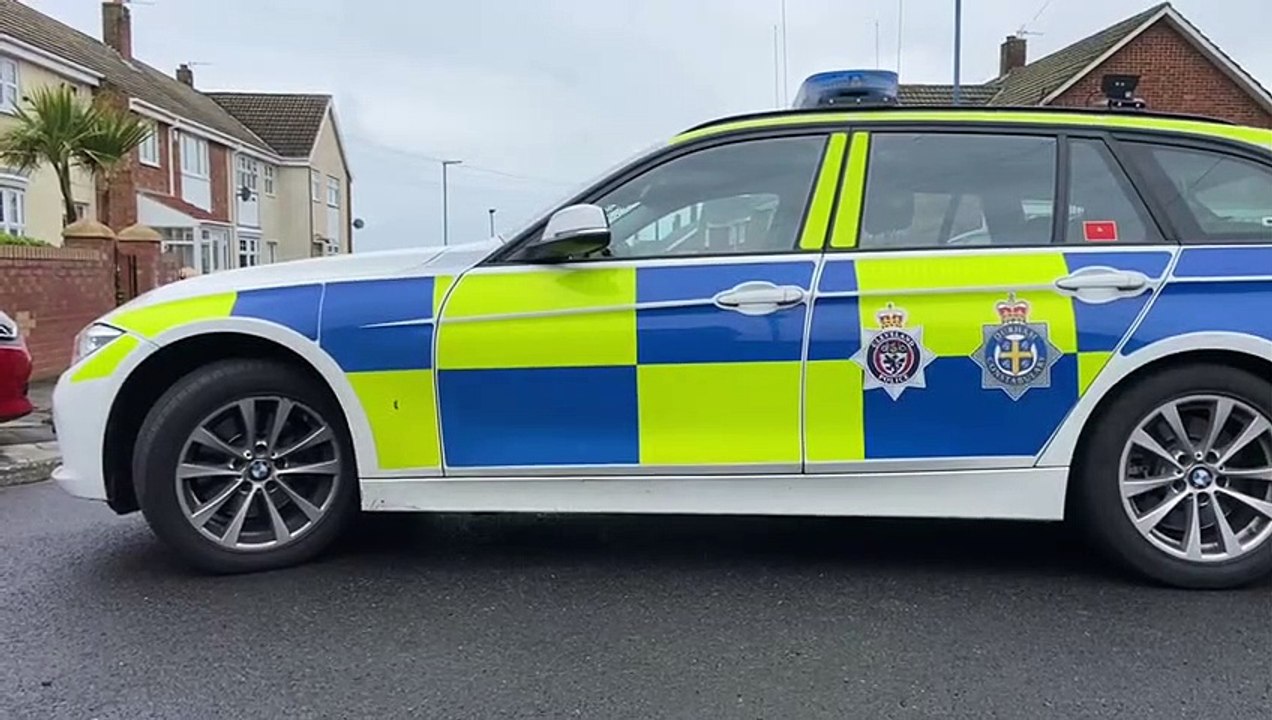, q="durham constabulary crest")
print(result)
[973,293,1062,401]
[852,303,934,401]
